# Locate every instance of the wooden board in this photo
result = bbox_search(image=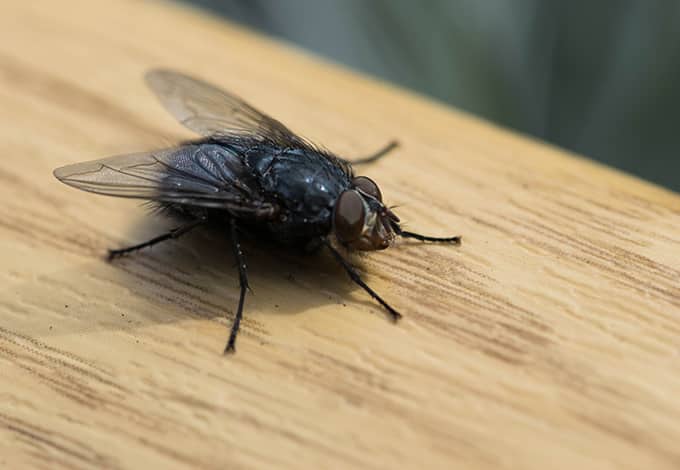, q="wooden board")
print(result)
[1,1,680,468]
